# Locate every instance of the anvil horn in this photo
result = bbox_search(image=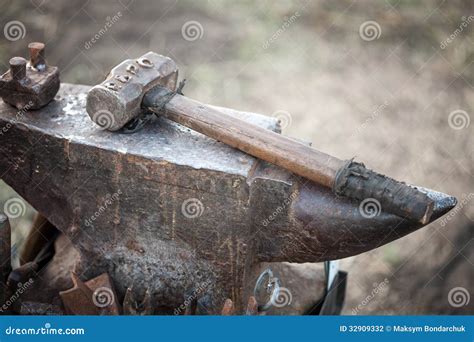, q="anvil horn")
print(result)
[0,84,456,313]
